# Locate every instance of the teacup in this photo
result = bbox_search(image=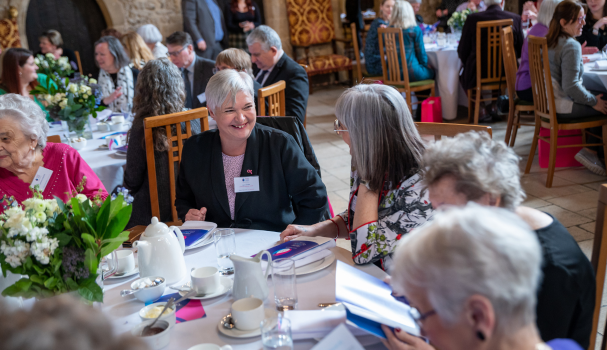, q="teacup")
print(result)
[105,135,122,147]
[230,297,264,331]
[115,250,135,274]
[191,267,220,295]
[187,344,232,350]
[97,122,110,132]
[111,114,125,123]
